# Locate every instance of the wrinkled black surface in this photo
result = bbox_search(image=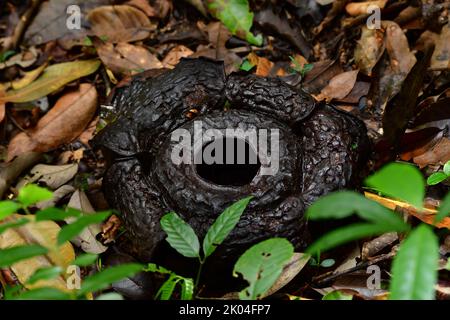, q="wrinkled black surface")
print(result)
[93,57,369,264]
